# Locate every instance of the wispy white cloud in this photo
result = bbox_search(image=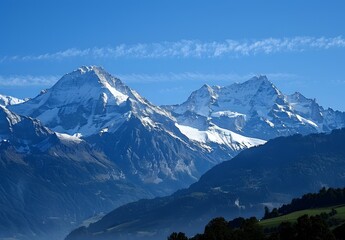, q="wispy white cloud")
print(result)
[1,36,345,62]
[117,72,299,83]
[0,75,59,86]
[118,72,250,83]
[332,79,345,85]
